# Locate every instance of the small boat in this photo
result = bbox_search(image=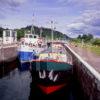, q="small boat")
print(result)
[18,32,45,63]
[29,43,73,97]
